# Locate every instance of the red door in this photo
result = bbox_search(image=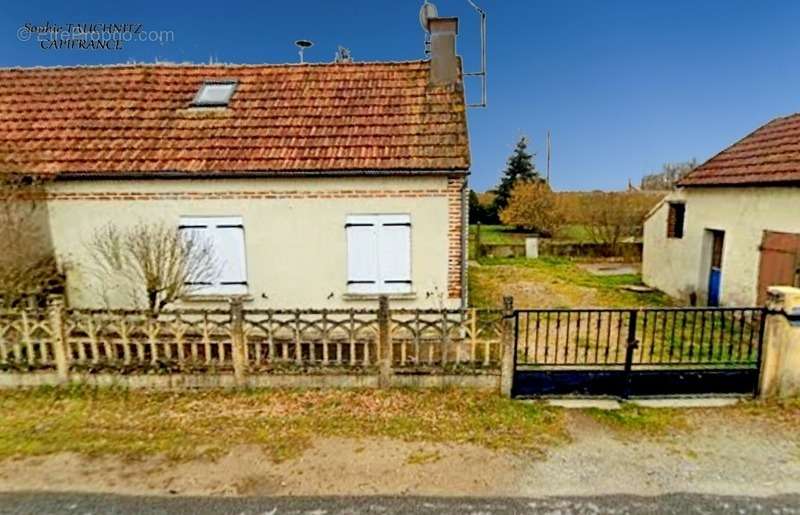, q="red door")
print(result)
[757,231,800,305]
